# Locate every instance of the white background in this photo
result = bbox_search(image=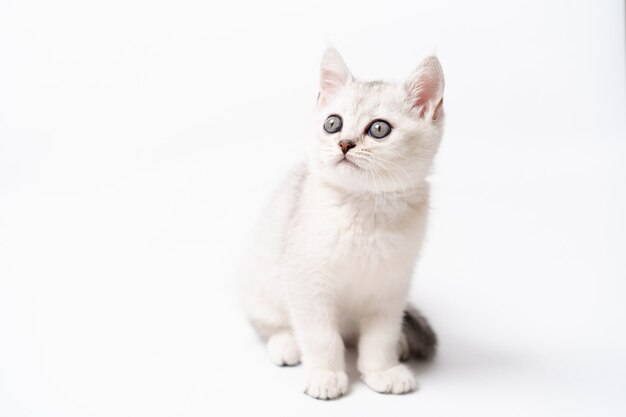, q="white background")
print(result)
[1,1,625,415]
